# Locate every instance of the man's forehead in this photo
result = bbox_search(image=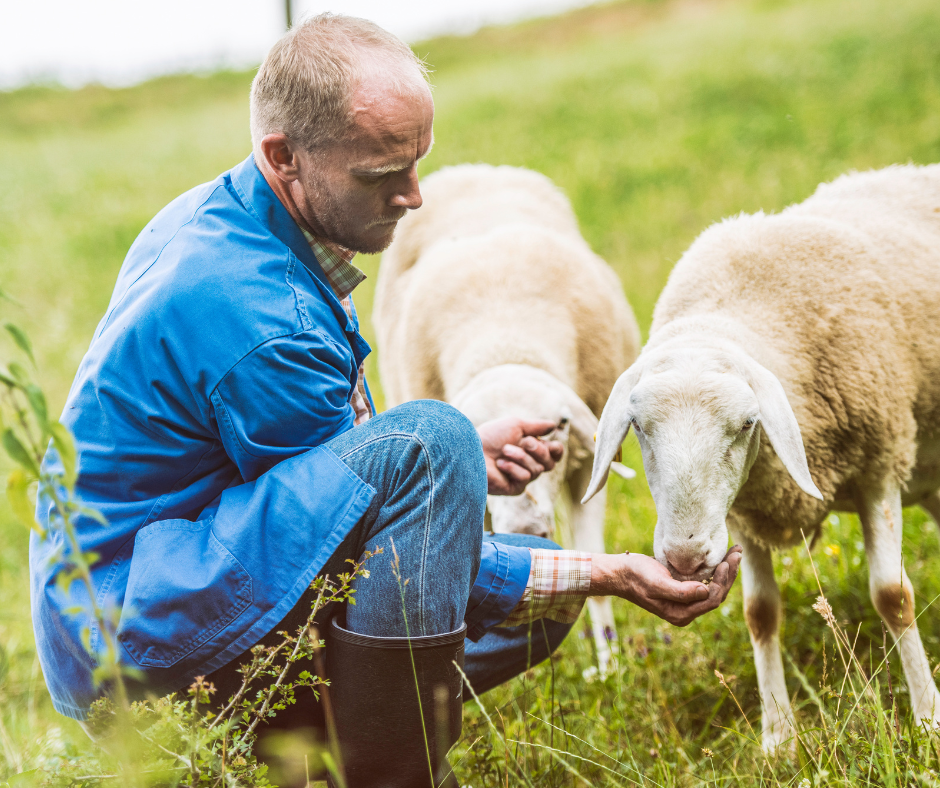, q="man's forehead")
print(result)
[344,81,434,166]
[349,80,433,131]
